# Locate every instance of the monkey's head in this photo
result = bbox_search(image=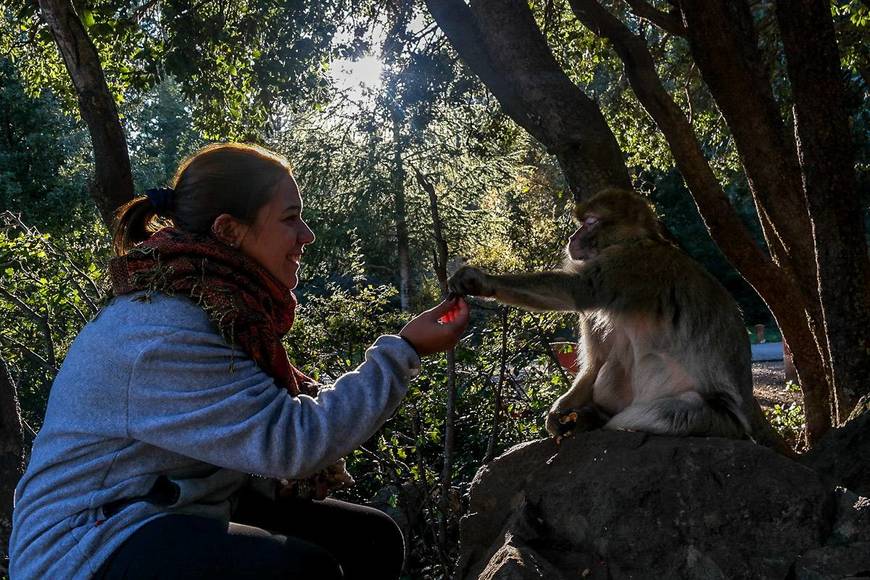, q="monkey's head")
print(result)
[567,188,663,261]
